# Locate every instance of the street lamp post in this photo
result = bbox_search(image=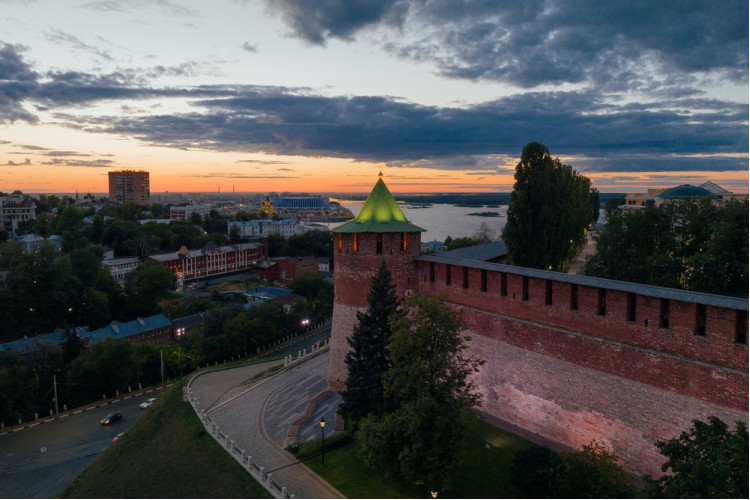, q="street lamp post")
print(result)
[53,371,60,418]
[301,318,310,350]
[320,417,326,467]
